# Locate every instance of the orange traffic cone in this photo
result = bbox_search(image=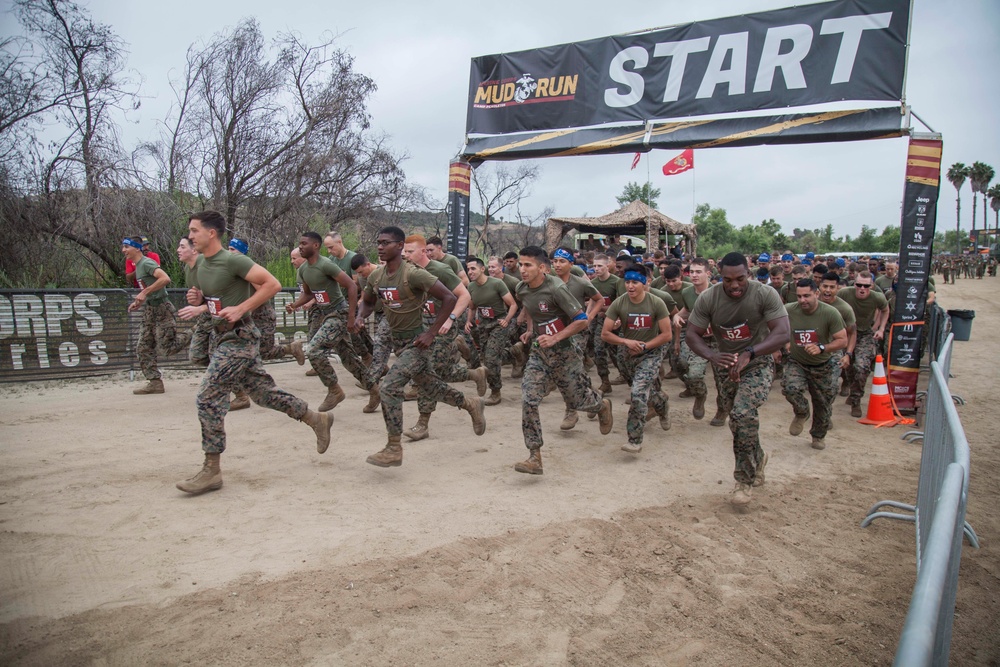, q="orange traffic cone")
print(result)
[858,355,895,426]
